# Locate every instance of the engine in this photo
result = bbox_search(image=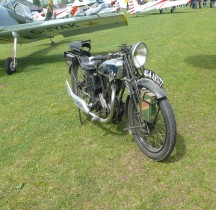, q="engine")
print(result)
[87,72,102,94]
[98,59,124,81]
